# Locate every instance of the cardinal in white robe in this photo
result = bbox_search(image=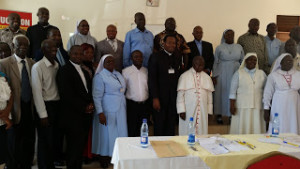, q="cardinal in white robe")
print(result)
[177,56,214,135]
